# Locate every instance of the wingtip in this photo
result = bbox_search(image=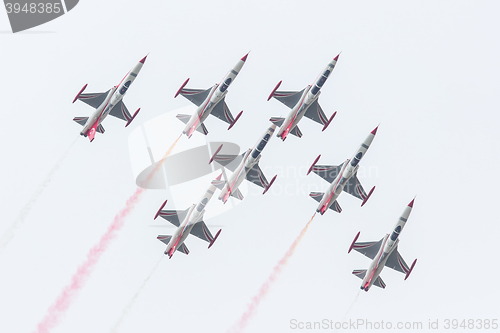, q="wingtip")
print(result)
[241,52,249,62]
[140,55,147,64]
